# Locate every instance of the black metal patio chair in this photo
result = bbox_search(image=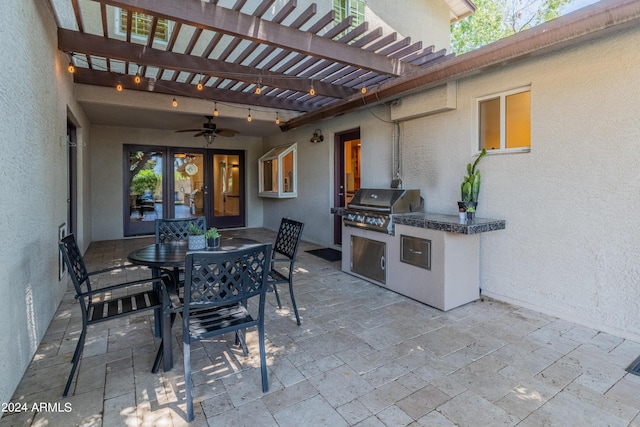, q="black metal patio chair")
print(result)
[58,234,166,397]
[268,218,305,325]
[176,244,272,422]
[155,216,206,243]
[155,216,206,283]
